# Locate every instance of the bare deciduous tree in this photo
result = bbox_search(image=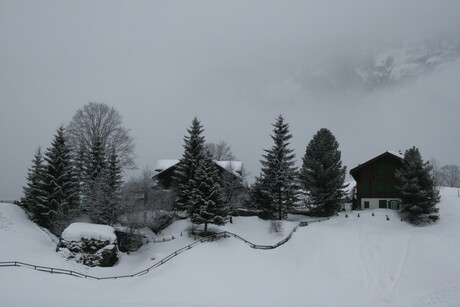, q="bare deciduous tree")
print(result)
[120,166,175,231]
[66,102,136,170]
[430,158,442,187]
[206,141,235,161]
[439,164,460,187]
